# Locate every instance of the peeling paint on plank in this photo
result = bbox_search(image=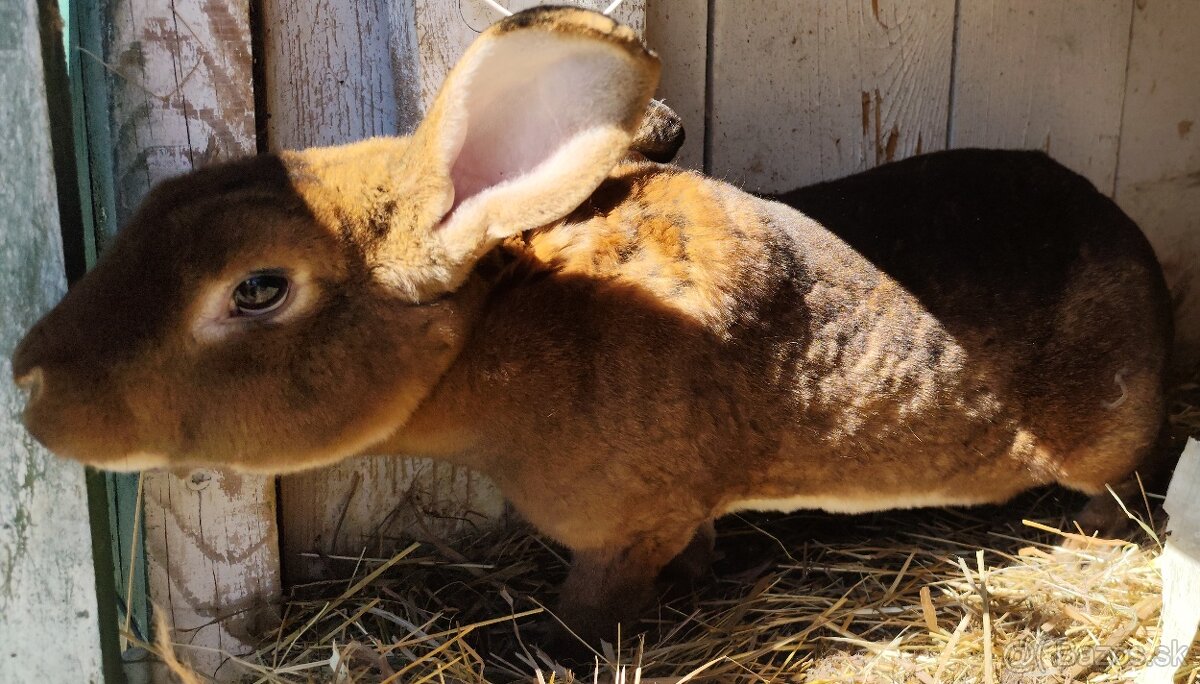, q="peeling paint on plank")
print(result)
[0,0,104,680]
